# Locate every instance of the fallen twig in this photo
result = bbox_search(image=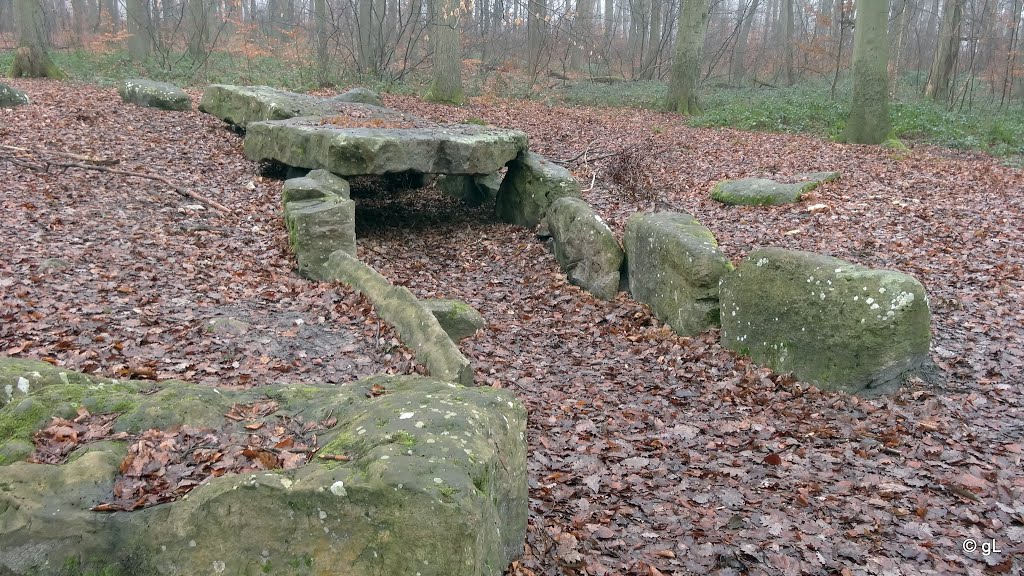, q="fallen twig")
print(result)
[0,144,118,166]
[13,156,231,214]
[1,145,230,214]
